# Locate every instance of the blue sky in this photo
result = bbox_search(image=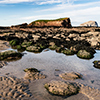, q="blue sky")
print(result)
[0,0,100,26]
